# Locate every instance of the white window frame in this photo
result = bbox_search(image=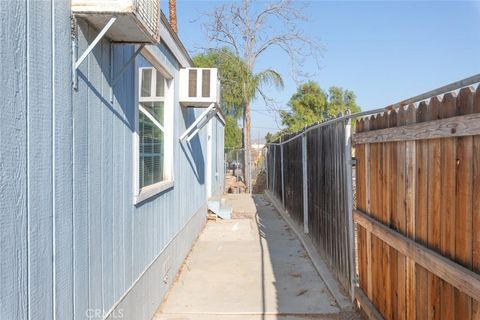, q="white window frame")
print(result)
[133,58,174,205]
